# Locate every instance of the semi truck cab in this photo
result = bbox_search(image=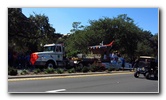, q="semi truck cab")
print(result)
[30,43,67,68]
